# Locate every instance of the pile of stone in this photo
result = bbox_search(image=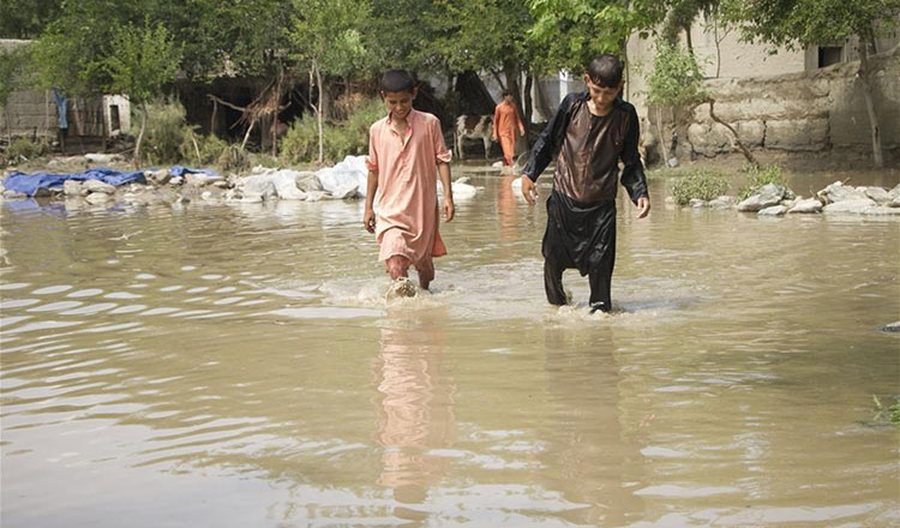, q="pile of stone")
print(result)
[682,181,900,217]
[1,154,481,208]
